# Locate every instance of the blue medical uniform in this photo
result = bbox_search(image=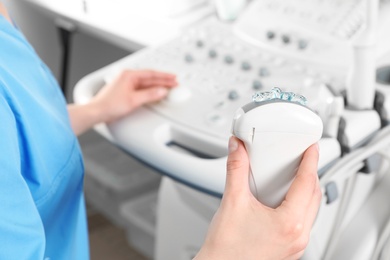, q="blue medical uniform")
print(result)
[0,15,89,259]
